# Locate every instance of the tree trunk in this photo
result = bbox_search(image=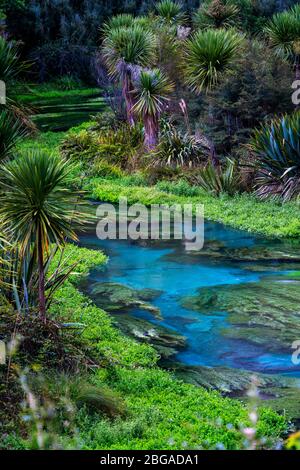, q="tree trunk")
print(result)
[296,55,300,81]
[123,71,135,127]
[144,115,159,151]
[37,227,46,323]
